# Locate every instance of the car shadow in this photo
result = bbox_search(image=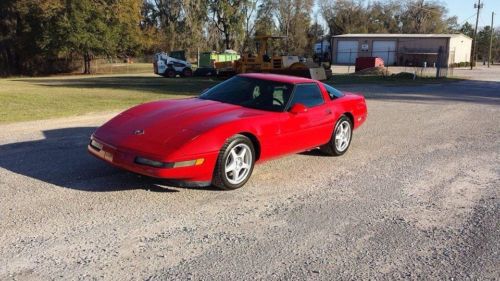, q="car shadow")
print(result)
[0,127,219,192]
[298,149,332,157]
